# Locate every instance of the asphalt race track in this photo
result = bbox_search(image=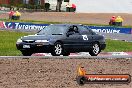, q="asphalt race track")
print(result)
[98,32,132,42]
